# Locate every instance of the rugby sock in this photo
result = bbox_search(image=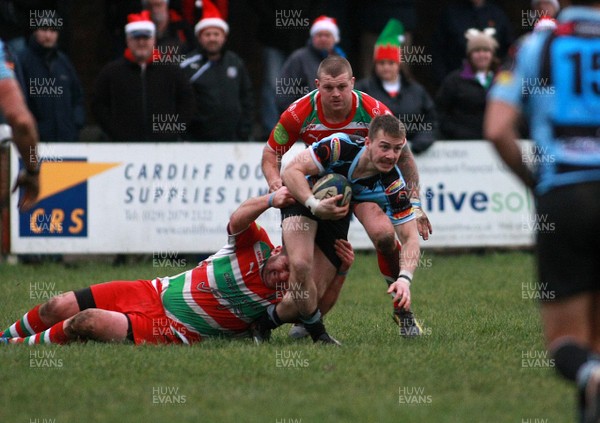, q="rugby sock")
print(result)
[377,240,402,285]
[551,340,591,382]
[253,304,284,333]
[0,305,50,339]
[300,309,326,341]
[8,321,69,345]
[266,304,283,329]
